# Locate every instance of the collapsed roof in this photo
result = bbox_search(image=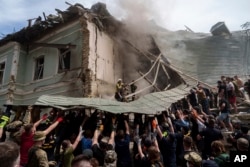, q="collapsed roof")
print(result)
[0,2,186,95]
[0,2,121,46]
[1,2,250,112]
